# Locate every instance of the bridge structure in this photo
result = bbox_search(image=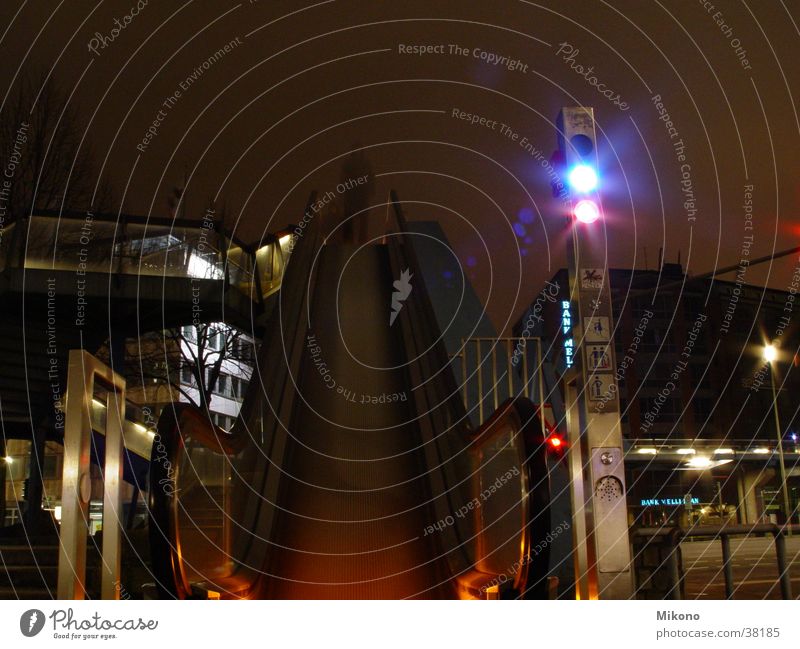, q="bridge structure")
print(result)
[0,207,296,530]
